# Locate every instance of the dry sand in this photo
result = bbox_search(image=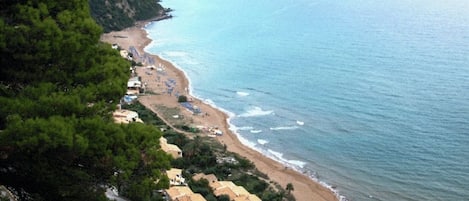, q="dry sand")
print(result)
[101,20,339,201]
